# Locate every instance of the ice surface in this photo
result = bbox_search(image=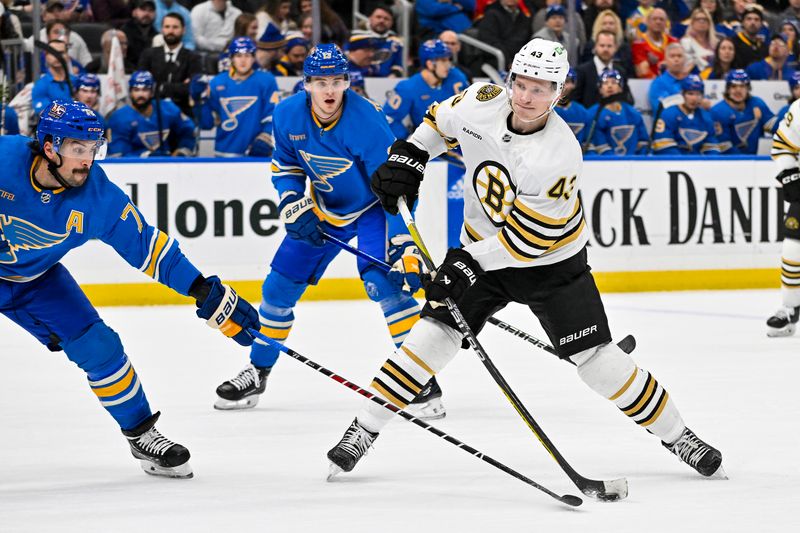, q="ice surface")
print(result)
[1,290,797,532]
